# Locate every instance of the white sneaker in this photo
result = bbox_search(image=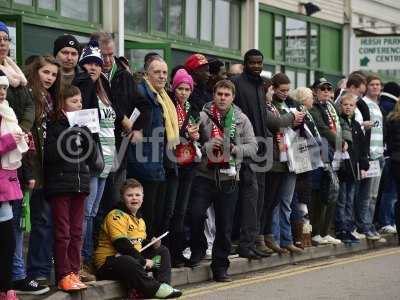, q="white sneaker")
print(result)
[312,235,329,245]
[379,225,397,234]
[182,247,191,260]
[351,230,365,240]
[377,237,387,243]
[322,235,342,245]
